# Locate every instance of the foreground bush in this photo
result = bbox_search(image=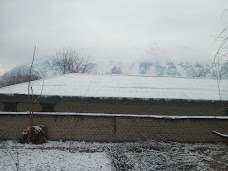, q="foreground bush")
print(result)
[19,125,47,144]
